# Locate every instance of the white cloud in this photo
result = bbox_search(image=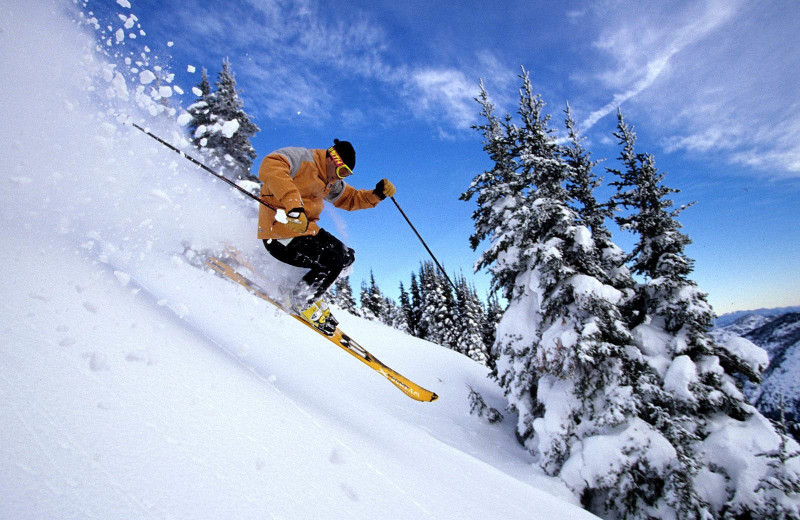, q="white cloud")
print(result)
[581,0,800,177]
[406,68,481,130]
[169,0,512,134]
[582,0,740,131]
